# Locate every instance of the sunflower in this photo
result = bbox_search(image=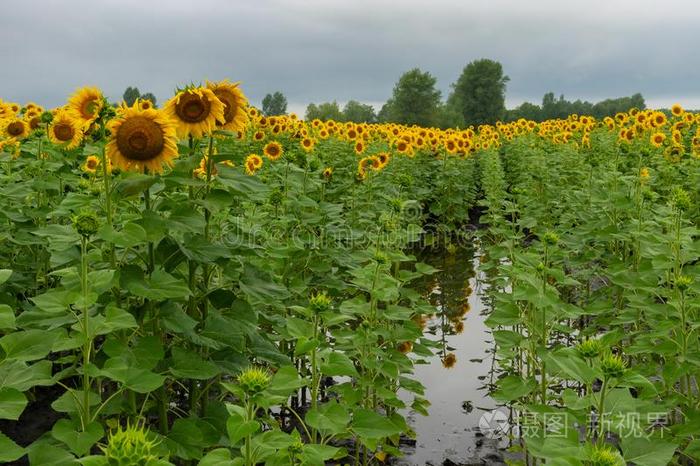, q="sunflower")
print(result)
[671,103,683,117]
[322,167,333,179]
[245,154,263,175]
[354,140,365,155]
[650,132,666,147]
[106,102,179,173]
[253,130,265,141]
[82,155,101,174]
[67,87,104,128]
[300,137,315,152]
[48,110,83,149]
[441,353,457,369]
[2,118,30,140]
[206,80,249,133]
[163,86,225,139]
[139,99,154,111]
[377,152,390,168]
[263,141,283,160]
